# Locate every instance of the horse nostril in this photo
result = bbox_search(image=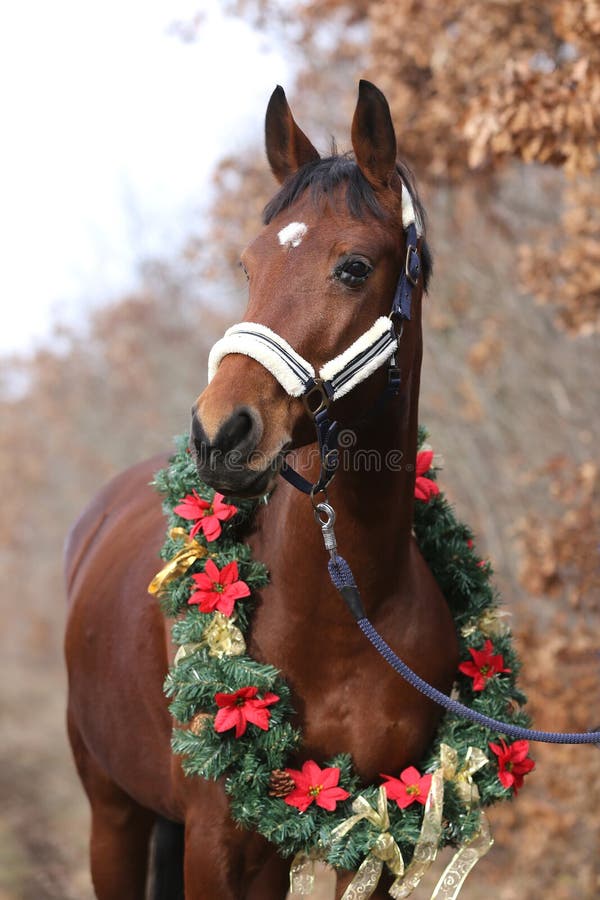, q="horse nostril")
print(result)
[221,411,251,450]
[191,406,263,470]
[191,411,210,457]
[215,406,263,459]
